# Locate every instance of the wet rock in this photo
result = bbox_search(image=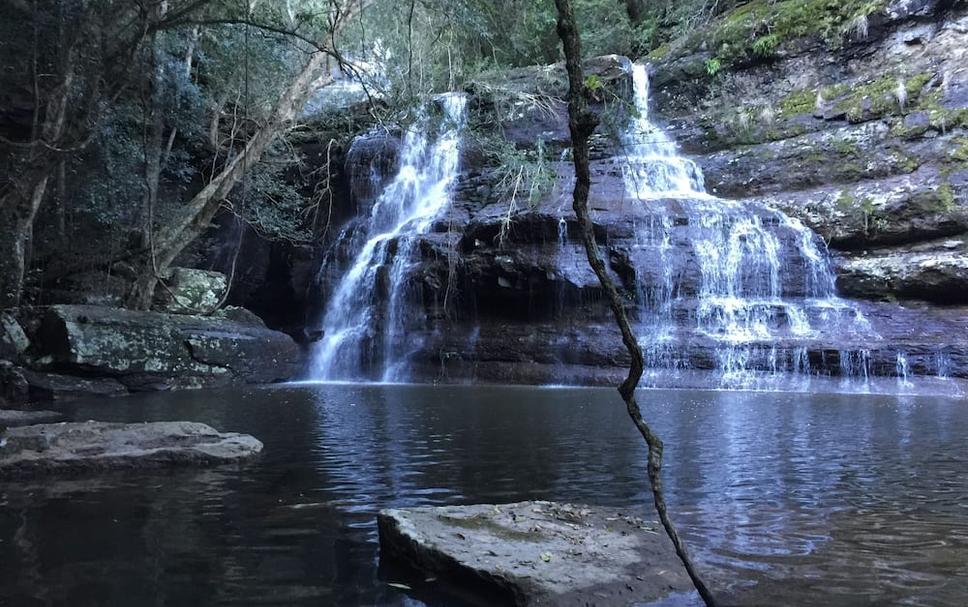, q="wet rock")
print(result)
[0,361,30,405]
[18,369,128,401]
[298,2,968,386]
[23,305,300,397]
[0,409,66,428]
[758,168,968,249]
[837,238,968,303]
[378,501,692,606]
[156,267,228,314]
[0,421,262,477]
